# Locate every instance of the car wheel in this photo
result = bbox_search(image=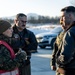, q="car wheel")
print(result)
[39,45,46,49]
